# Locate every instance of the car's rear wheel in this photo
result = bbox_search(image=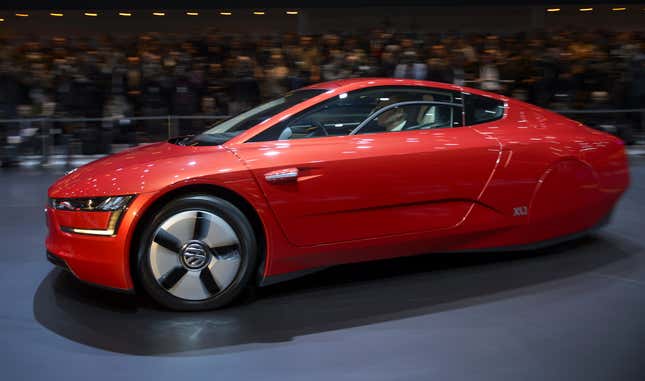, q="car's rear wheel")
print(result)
[137,194,257,311]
